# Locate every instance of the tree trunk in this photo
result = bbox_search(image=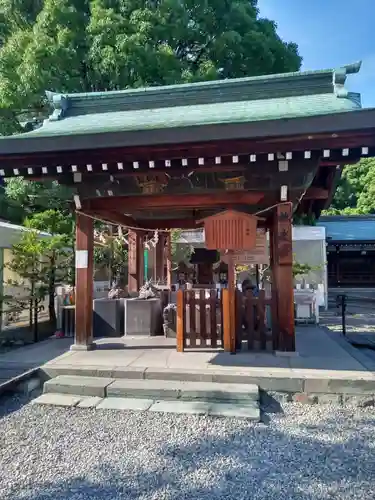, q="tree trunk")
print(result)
[29,281,34,331]
[33,297,38,343]
[48,253,57,327]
